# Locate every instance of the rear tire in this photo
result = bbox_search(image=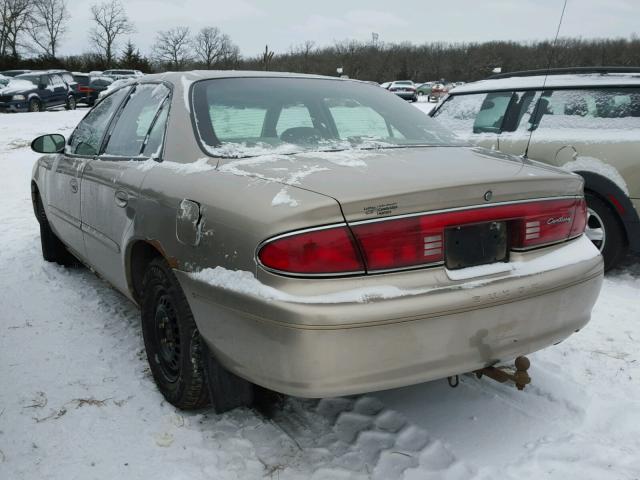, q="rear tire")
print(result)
[141,258,255,412]
[36,195,77,266]
[584,192,627,271]
[65,96,76,110]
